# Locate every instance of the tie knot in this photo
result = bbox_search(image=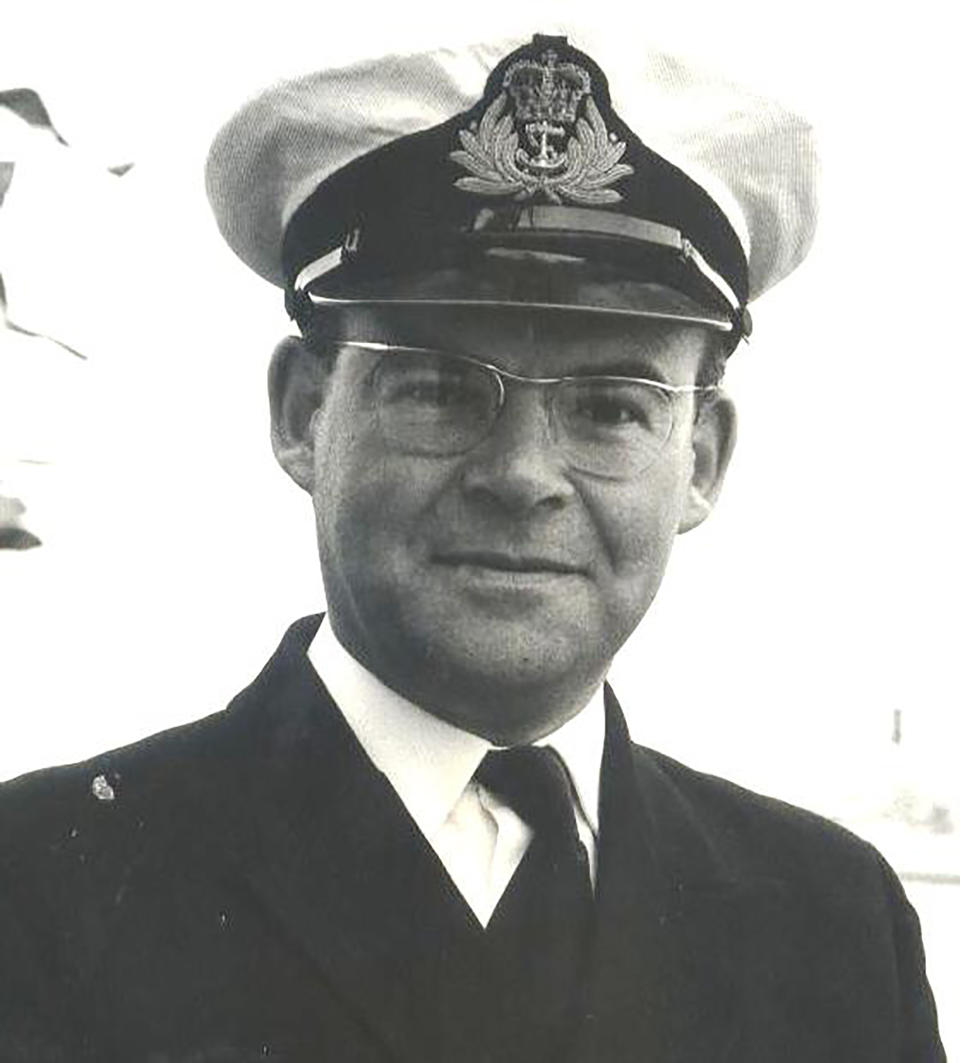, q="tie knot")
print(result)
[476,746,579,843]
